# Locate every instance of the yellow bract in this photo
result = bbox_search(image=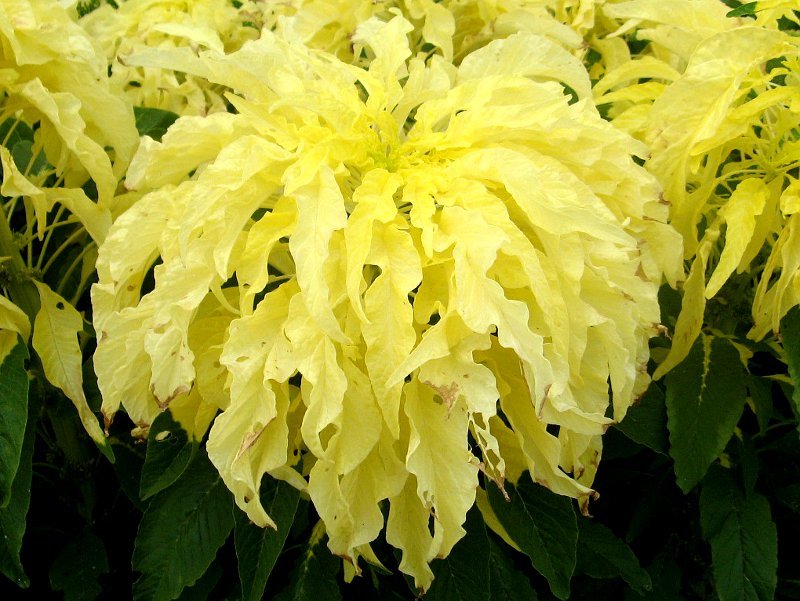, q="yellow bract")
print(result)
[93,15,678,589]
[592,4,800,376]
[80,0,266,116]
[1,0,137,206]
